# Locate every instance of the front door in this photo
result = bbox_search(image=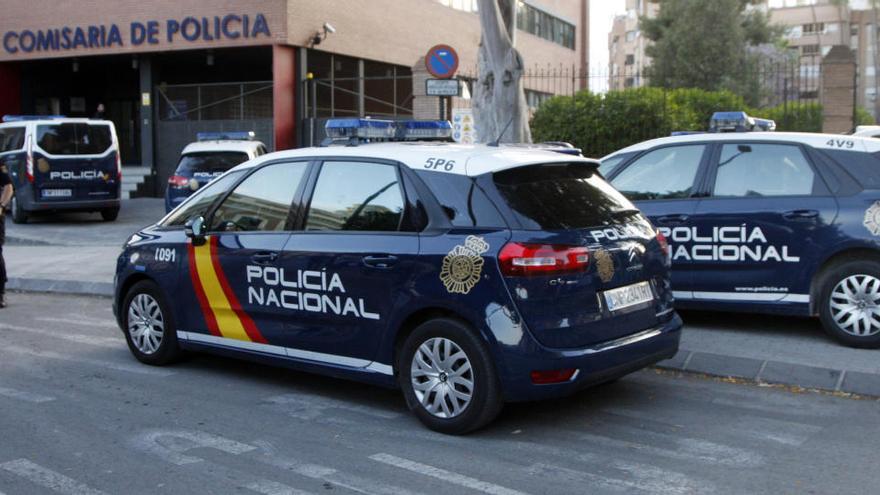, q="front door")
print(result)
[609,143,711,295]
[187,161,309,347]
[270,159,420,364]
[687,142,838,303]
